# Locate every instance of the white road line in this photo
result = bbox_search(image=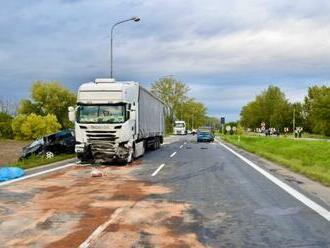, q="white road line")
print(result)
[0,163,76,187]
[170,152,177,158]
[216,139,330,222]
[79,207,126,248]
[180,145,183,149]
[151,164,166,177]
